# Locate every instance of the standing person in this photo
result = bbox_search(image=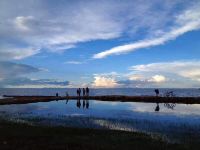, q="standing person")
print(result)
[83,88,85,96]
[154,89,159,97]
[86,87,89,97]
[76,89,79,97]
[78,88,81,97]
